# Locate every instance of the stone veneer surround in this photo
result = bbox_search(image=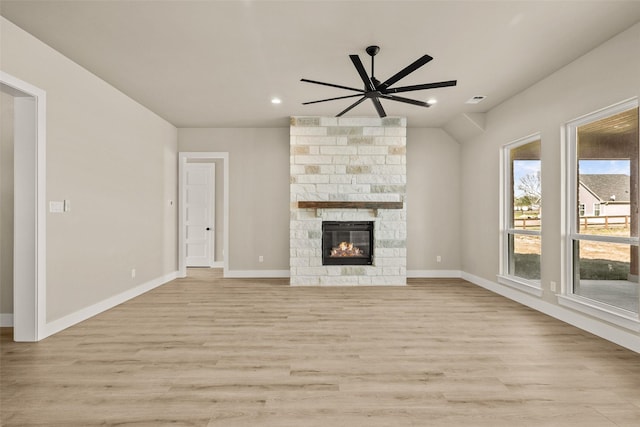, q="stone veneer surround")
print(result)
[290,116,407,286]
